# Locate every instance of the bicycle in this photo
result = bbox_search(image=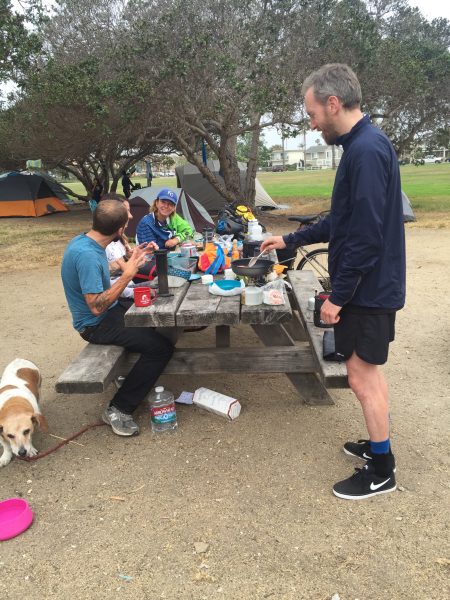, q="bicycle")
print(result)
[287,211,330,291]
